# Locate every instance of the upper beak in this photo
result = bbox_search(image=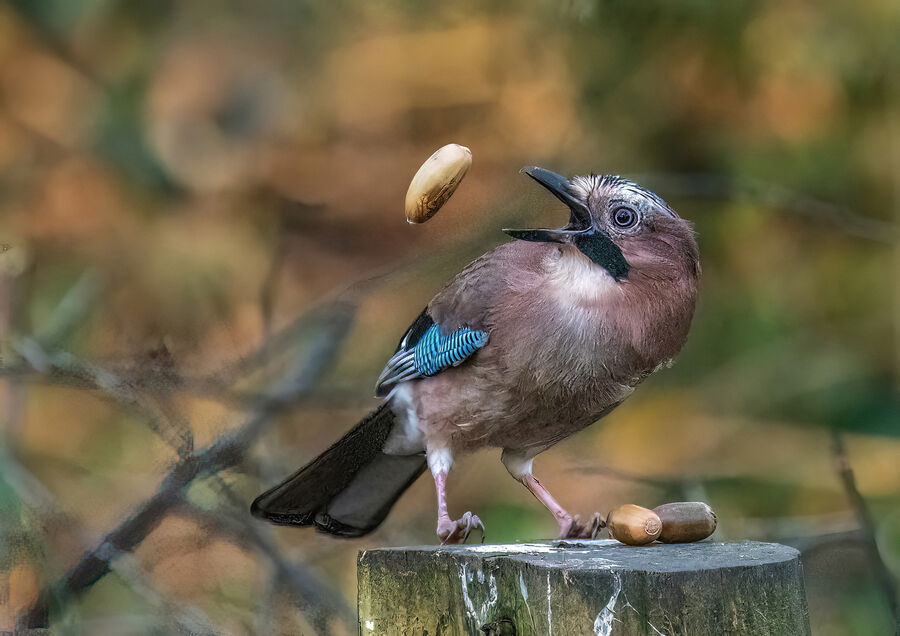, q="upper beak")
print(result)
[503,166,593,243]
